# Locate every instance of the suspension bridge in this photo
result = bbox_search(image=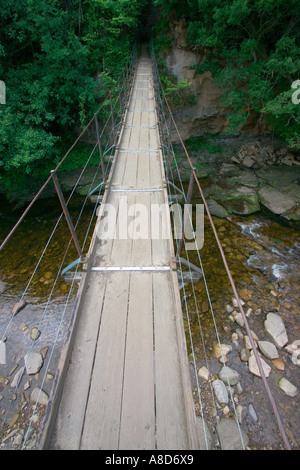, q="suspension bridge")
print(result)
[0,44,292,450]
